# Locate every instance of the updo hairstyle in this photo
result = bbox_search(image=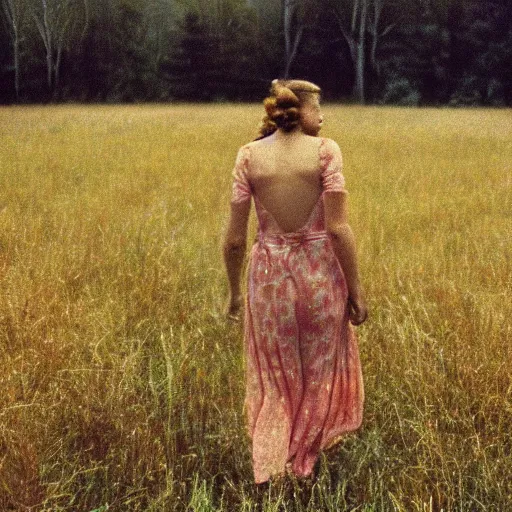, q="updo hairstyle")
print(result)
[258,79,321,139]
